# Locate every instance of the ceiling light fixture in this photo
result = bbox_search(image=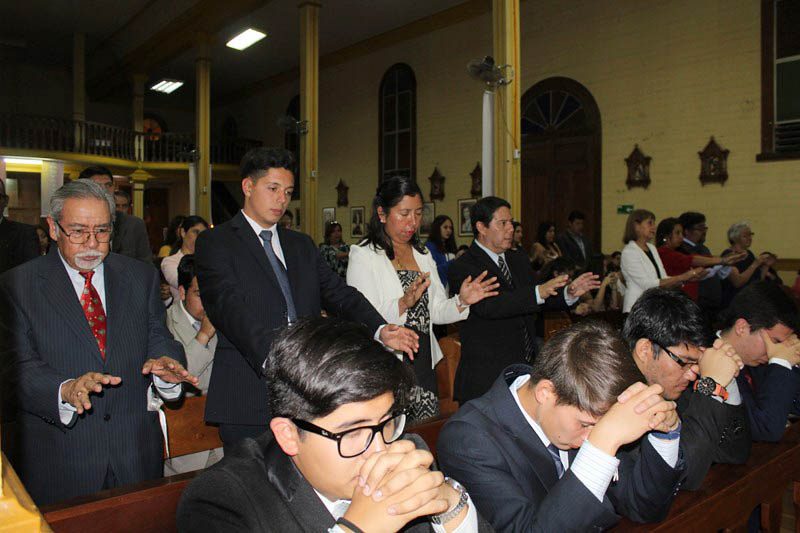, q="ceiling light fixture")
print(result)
[226,28,267,51]
[150,79,184,94]
[3,157,43,165]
